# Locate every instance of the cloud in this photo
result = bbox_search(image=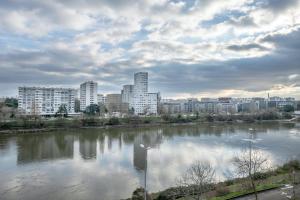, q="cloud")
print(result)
[0,0,299,98]
[226,43,269,51]
[289,74,299,80]
[262,0,299,12]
